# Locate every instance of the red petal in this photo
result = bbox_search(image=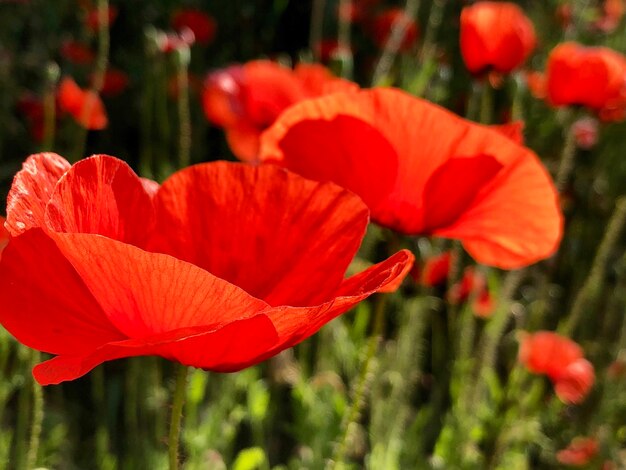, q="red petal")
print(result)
[0,228,124,355]
[0,217,8,257]
[33,315,277,385]
[58,77,108,130]
[261,88,562,268]
[49,233,270,339]
[554,358,595,404]
[519,331,583,379]
[225,124,262,162]
[435,155,563,268]
[151,161,369,307]
[5,152,71,236]
[45,155,155,247]
[262,249,414,351]
[490,121,525,145]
